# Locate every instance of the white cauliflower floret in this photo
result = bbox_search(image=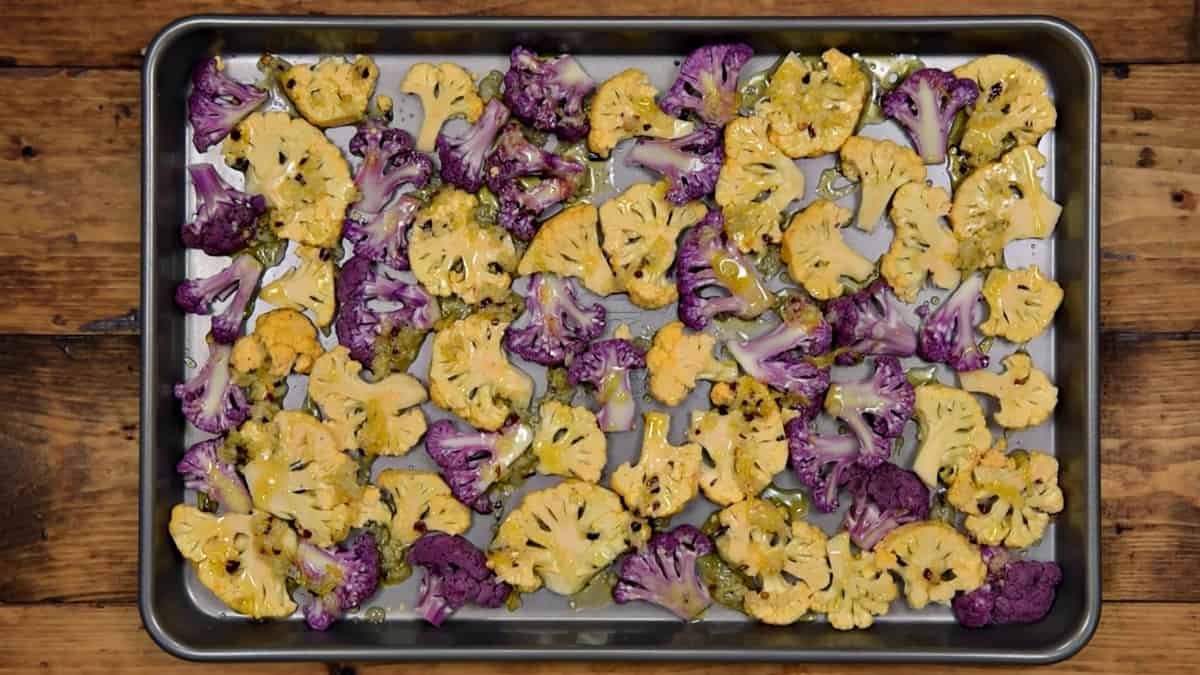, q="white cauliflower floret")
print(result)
[715,116,805,254]
[168,505,298,618]
[531,401,607,483]
[839,136,926,232]
[646,321,739,406]
[689,376,788,506]
[951,145,1062,271]
[813,532,898,630]
[408,188,520,305]
[947,447,1064,548]
[881,183,961,302]
[958,352,1058,429]
[487,481,649,595]
[260,245,336,327]
[611,412,702,519]
[587,68,694,158]
[518,203,617,296]
[307,346,428,456]
[874,521,986,609]
[223,111,355,249]
[599,181,707,309]
[953,55,1057,167]
[755,49,869,158]
[429,314,534,431]
[912,383,992,488]
[979,265,1063,343]
[400,62,484,152]
[280,55,379,128]
[781,199,874,301]
[355,469,473,547]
